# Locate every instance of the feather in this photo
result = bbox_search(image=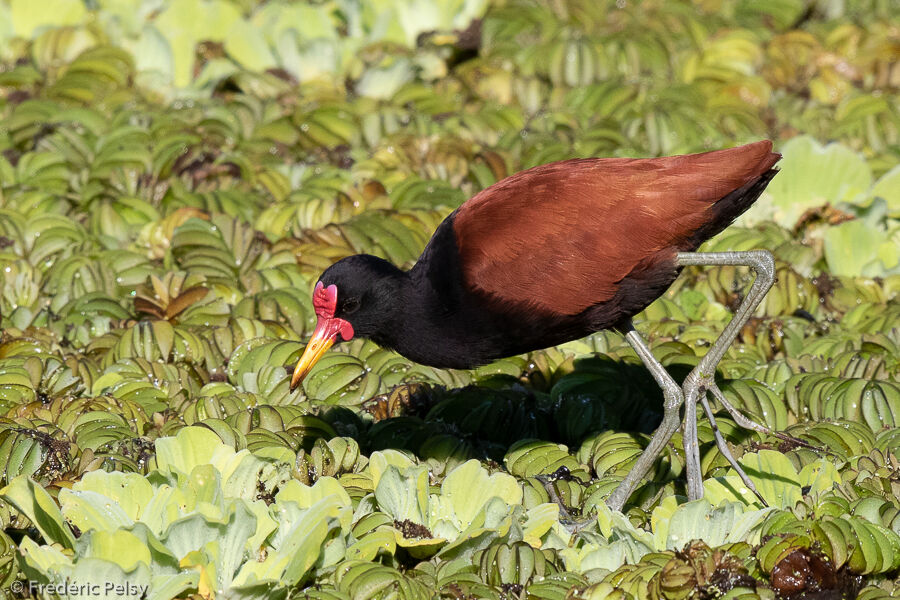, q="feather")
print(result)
[453,141,780,316]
